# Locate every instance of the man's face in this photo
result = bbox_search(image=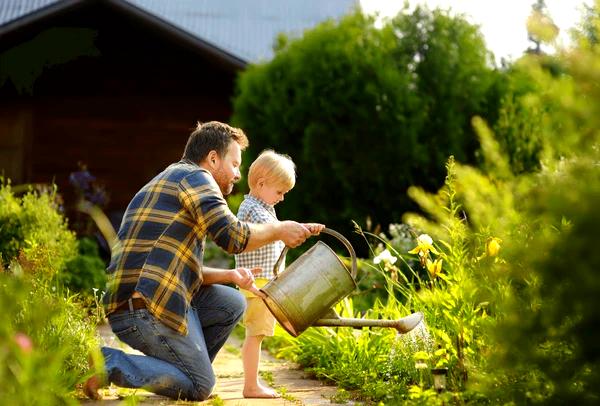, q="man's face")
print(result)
[212,142,242,195]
